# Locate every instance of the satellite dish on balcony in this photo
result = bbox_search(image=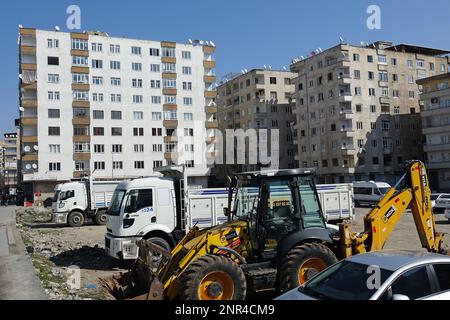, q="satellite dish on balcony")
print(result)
[188,39,193,44]
[24,146,31,152]
[210,41,215,47]
[33,145,39,151]
[19,74,23,79]
[54,26,60,31]
[19,24,23,29]
[25,164,31,170]
[32,164,38,169]
[19,107,24,112]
